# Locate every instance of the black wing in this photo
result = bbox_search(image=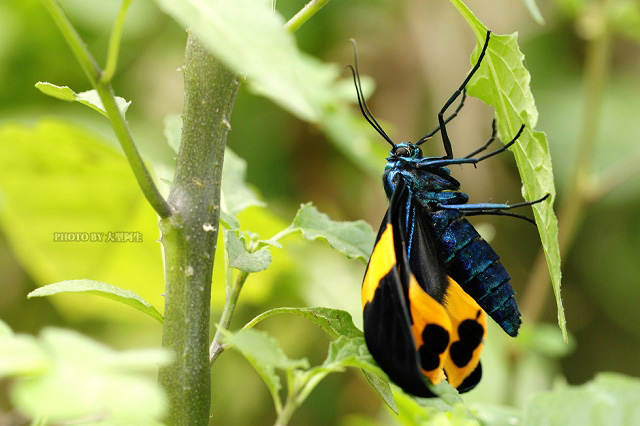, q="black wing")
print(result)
[362,178,453,397]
